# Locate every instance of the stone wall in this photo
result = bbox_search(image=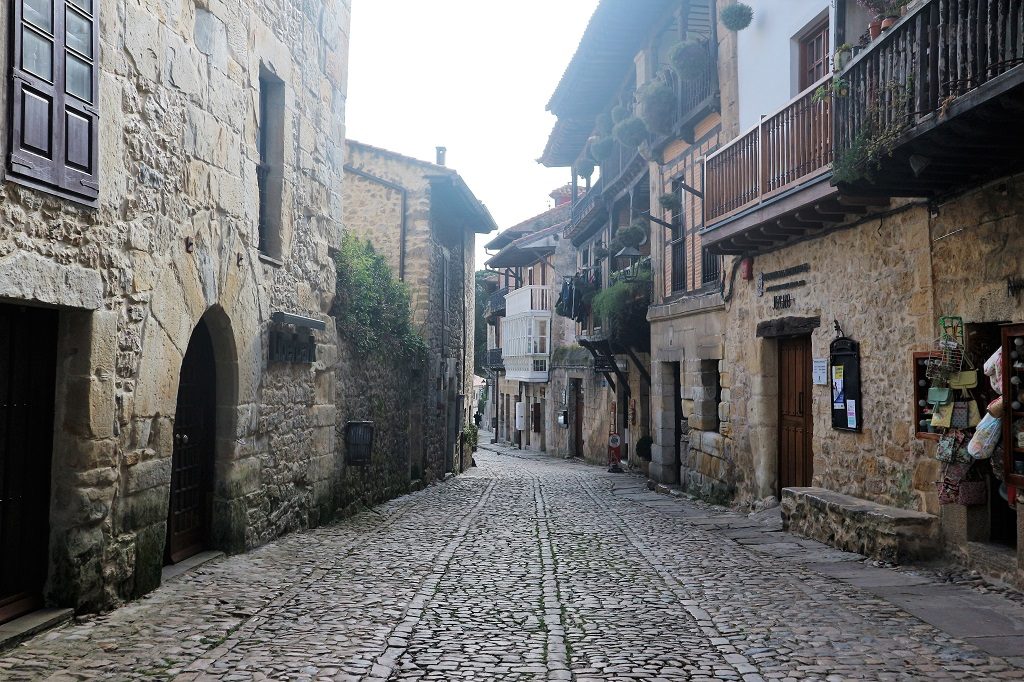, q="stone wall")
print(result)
[724,206,935,511]
[0,0,351,613]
